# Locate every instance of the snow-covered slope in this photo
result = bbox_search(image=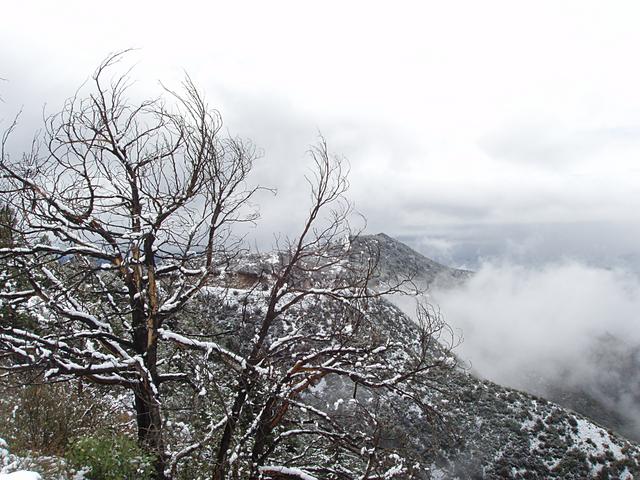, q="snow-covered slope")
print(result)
[418,362,640,478]
[359,233,640,445]
[512,332,640,443]
[350,233,471,290]
[322,296,640,478]
[208,242,640,478]
[6,234,640,479]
